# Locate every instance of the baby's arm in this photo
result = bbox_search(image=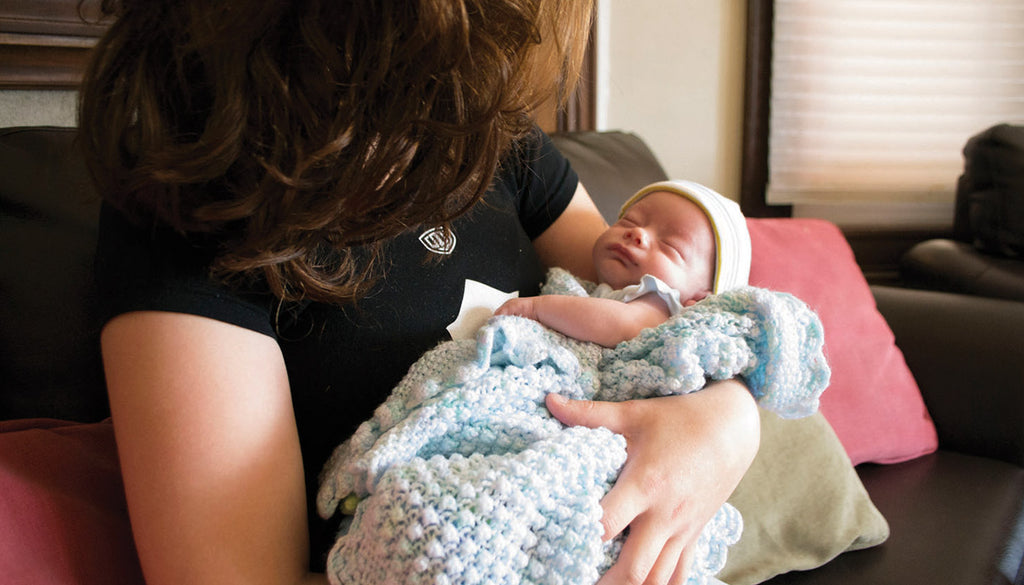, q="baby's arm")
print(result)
[495,293,672,348]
